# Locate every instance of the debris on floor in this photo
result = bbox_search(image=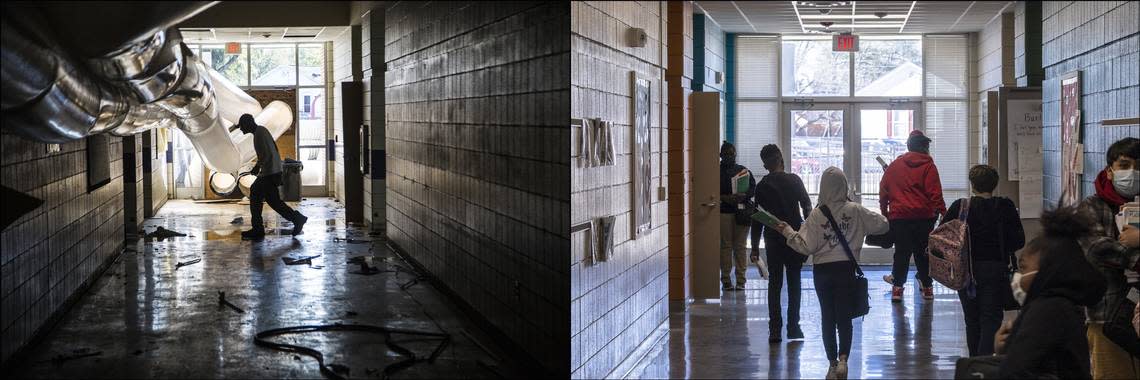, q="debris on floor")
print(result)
[175,257,202,269]
[192,199,239,204]
[253,324,450,379]
[218,291,245,314]
[333,237,371,244]
[230,216,244,224]
[145,226,187,239]
[282,255,321,266]
[38,348,102,366]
